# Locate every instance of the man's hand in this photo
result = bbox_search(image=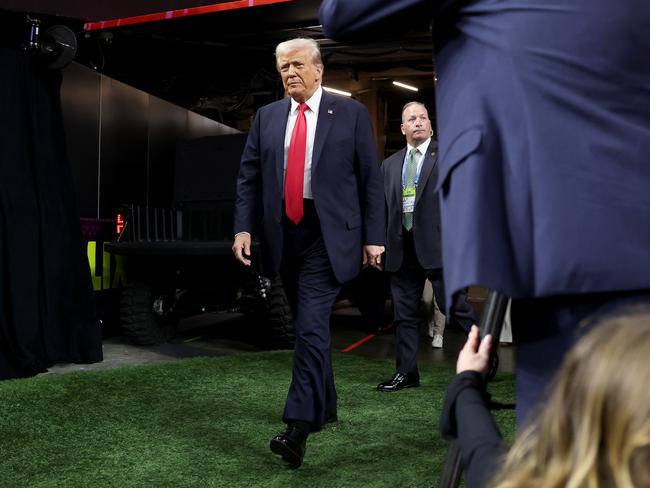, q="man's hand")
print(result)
[456,325,492,374]
[363,244,385,270]
[232,232,252,266]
